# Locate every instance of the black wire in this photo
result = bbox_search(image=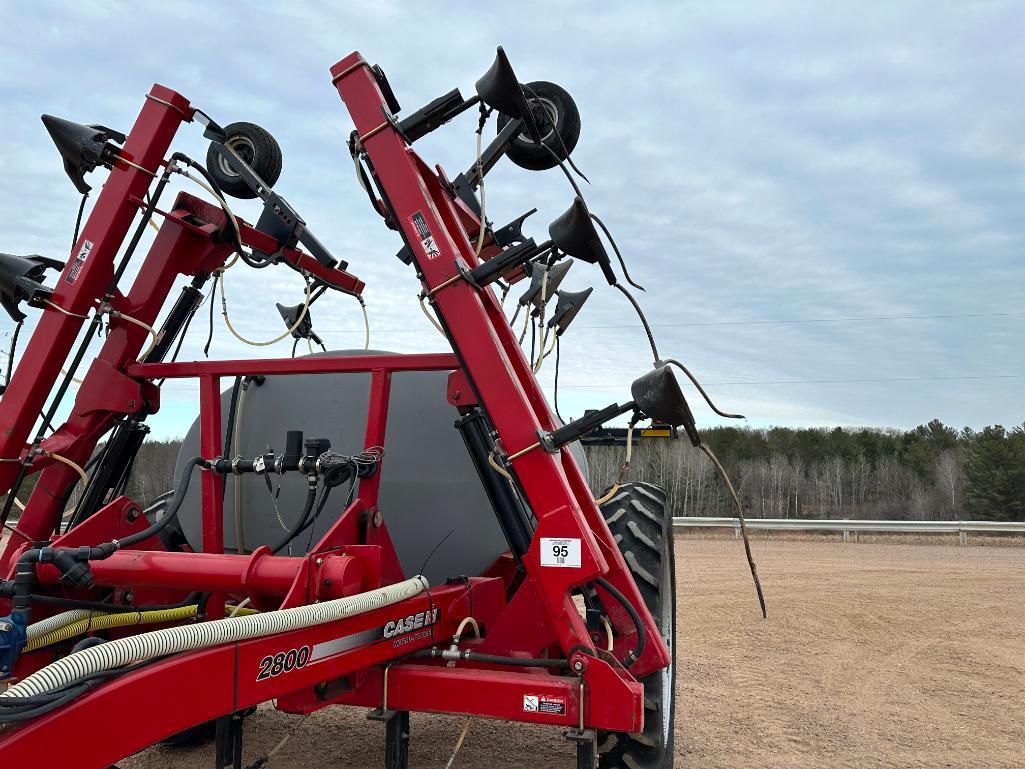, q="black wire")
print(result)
[591,213,645,292]
[520,83,590,185]
[0,657,170,722]
[204,274,218,357]
[14,592,199,613]
[594,576,645,668]
[71,193,89,251]
[117,457,207,548]
[291,338,299,358]
[663,358,745,420]
[529,315,537,362]
[268,480,319,555]
[155,293,201,387]
[553,337,565,423]
[223,377,243,462]
[613,282,660,366]
[180,159,265,269]
[4,321,22,386]
[411,649,569,669]
[0,684,90,723]
[697,442,766,618]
